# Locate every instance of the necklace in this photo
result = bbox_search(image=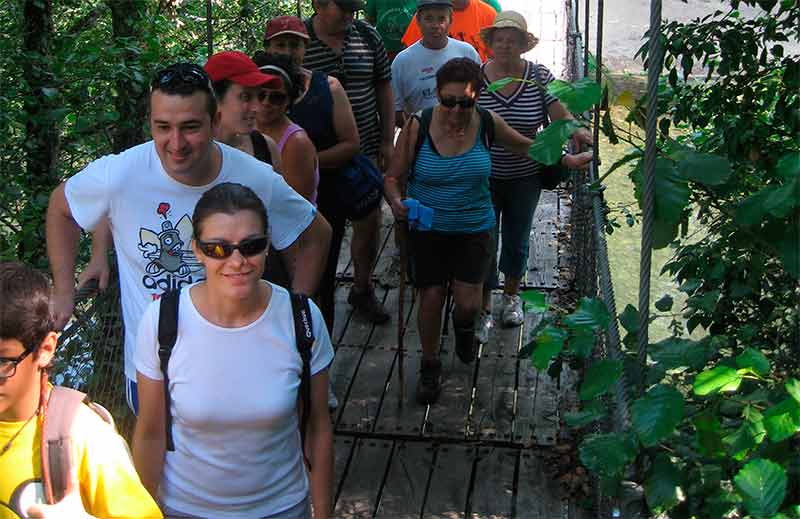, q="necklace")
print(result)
[0,410,39,457]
